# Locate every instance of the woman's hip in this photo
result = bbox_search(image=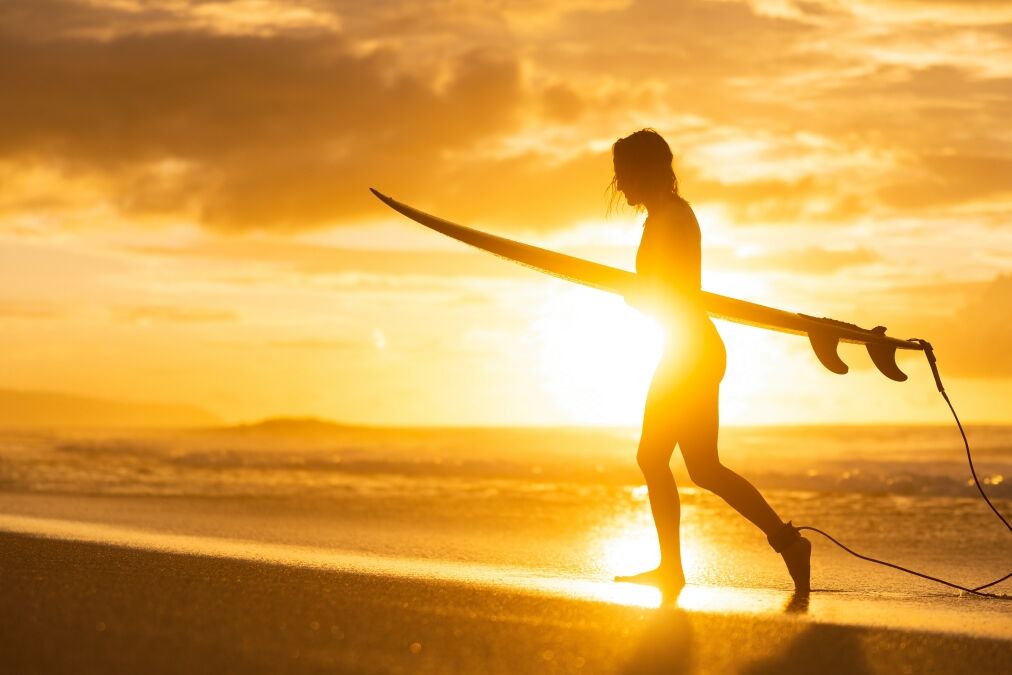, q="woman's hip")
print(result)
[655,332,725,382]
